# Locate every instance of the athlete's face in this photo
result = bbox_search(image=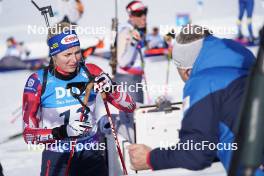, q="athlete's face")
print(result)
[130,14,147,28]
[54,46,82,73]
